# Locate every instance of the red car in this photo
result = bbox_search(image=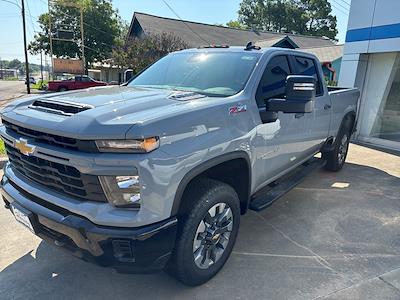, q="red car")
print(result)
[48,75,107,92]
